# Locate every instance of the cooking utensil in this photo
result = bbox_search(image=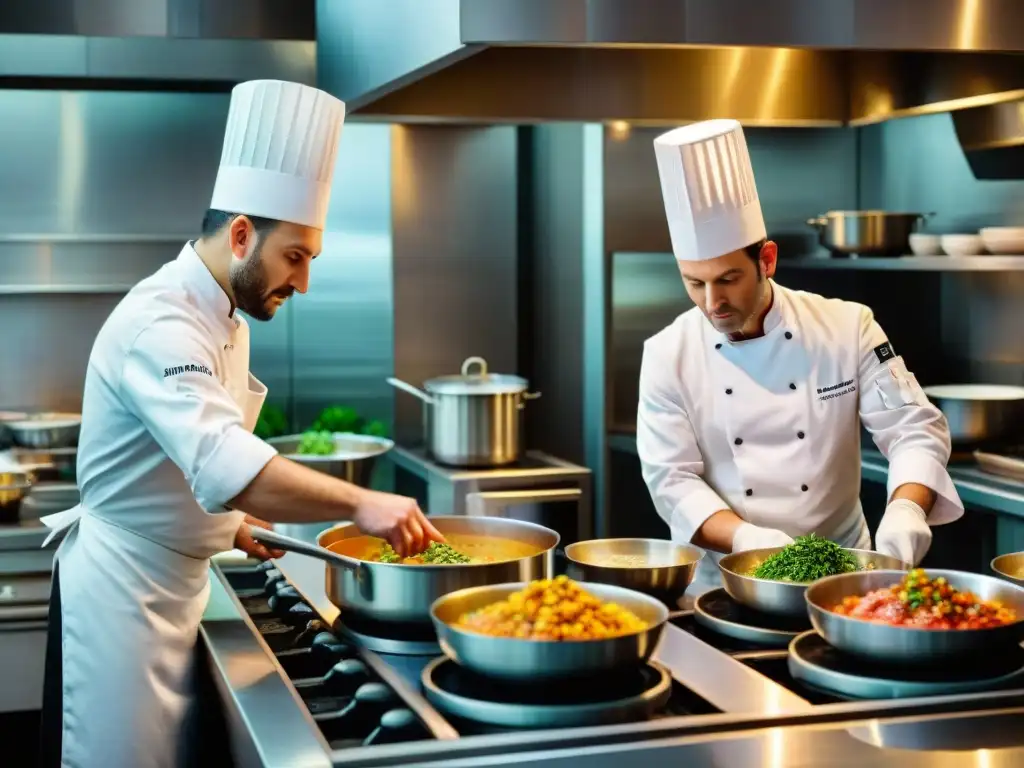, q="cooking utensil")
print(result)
[387,357,541,467]
[0,470,33,524]
[807,211,934,257]
[804,569,1024,664]
[991,552,1024,588]
[922,384,1024,447]
[249,516,558,624]
[564,538,703,606]
[7,413,81,449]
[430,581,668,682]
[719,548,908,617]
[267,432,392,486]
